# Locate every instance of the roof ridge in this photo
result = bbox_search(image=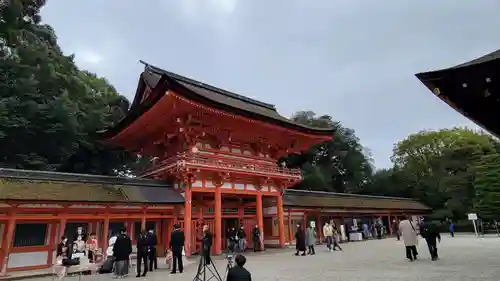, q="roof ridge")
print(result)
[140,60,277,111]
[285,188,415,201]
[0,168,171,188]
